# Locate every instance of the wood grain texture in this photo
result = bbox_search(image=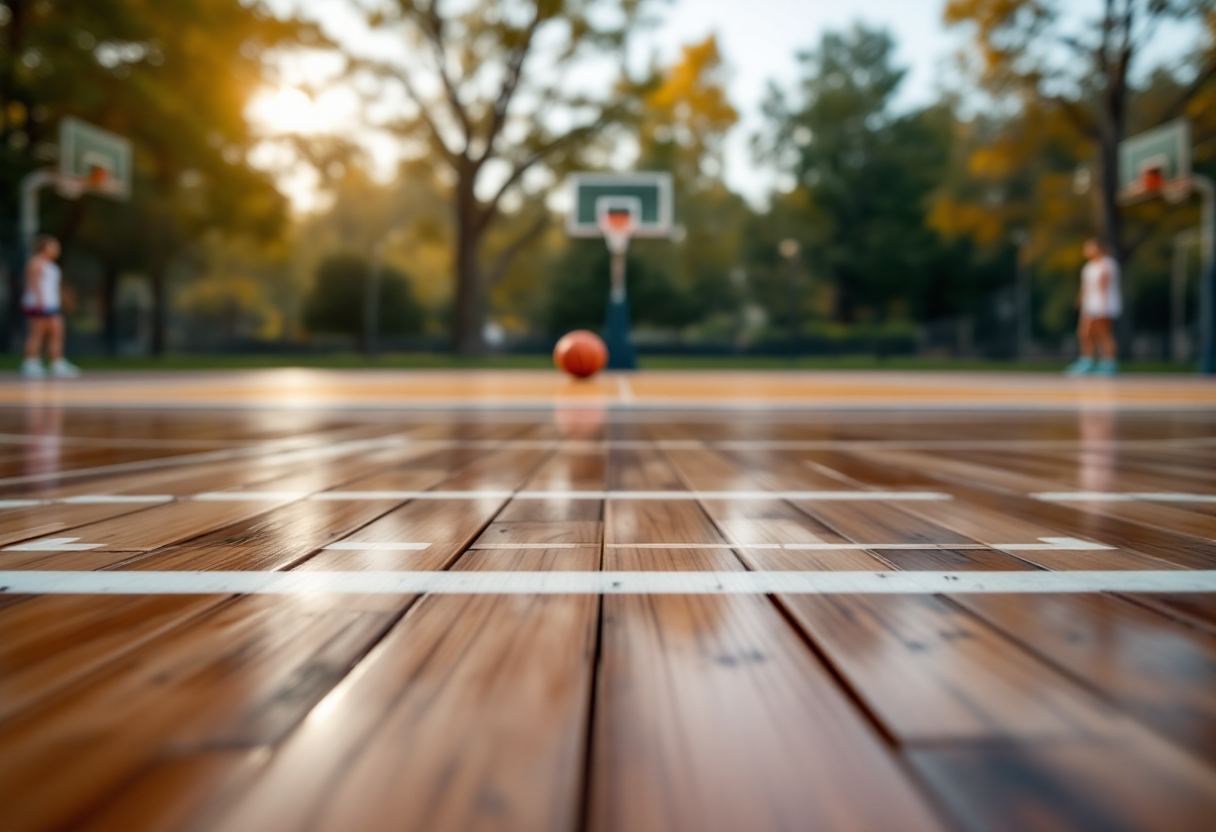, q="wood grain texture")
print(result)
[590,549,946,832]
[909,735,1216,832]
[955,592,1216,762]
[209,547,600,832]
[778,593,1124,742]
[0,593,405,832]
